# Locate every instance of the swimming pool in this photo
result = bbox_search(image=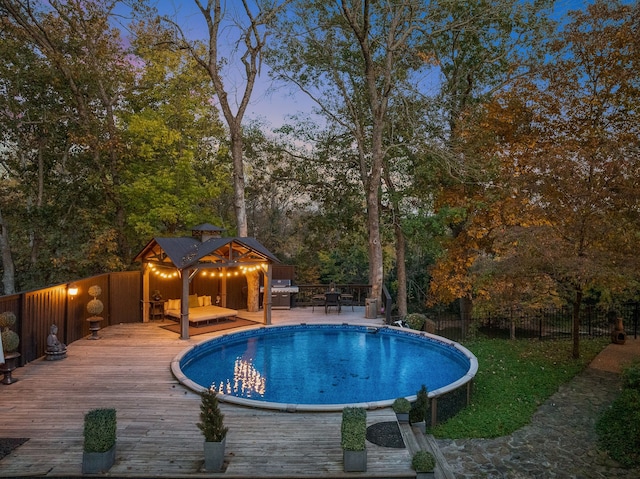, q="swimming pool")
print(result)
[171,324,477,412]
